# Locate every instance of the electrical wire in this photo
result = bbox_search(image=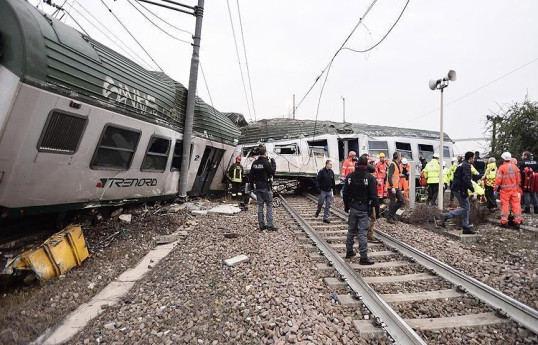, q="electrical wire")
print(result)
[398,56,538,126]
[70,1,155,70]
[100,0,164,72]
[127,0,192,45]
[236,0,256,121]
[342,0,409,54]
[295,0,379,113]
[226,0,252,121]
[62,6,90,36]
[199,62,214,107]
[135,0,193,35]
